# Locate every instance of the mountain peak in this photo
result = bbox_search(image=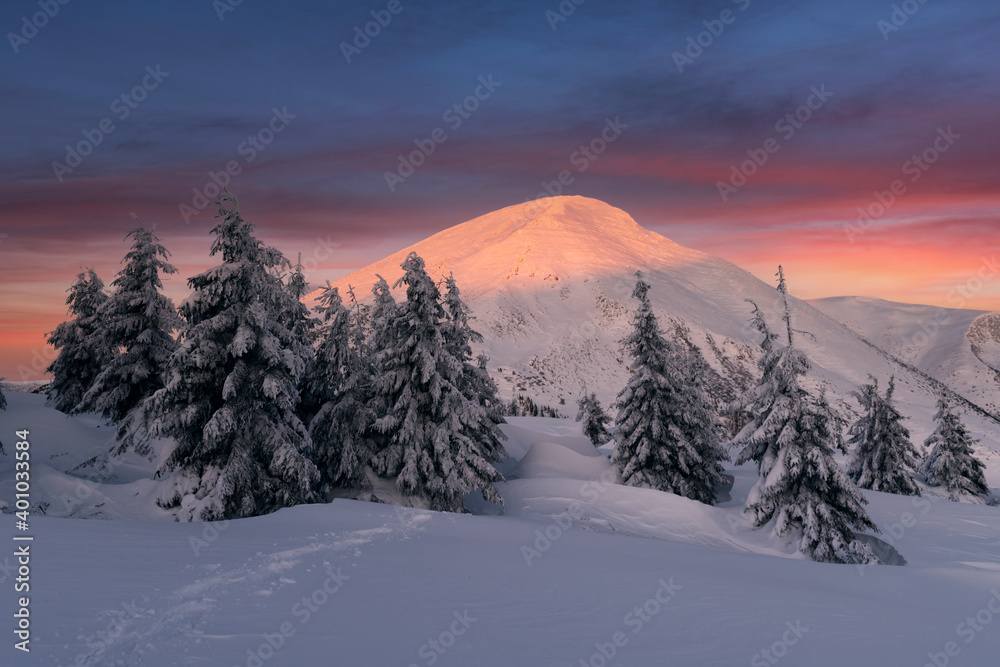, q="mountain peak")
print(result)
[317,196,702,301]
